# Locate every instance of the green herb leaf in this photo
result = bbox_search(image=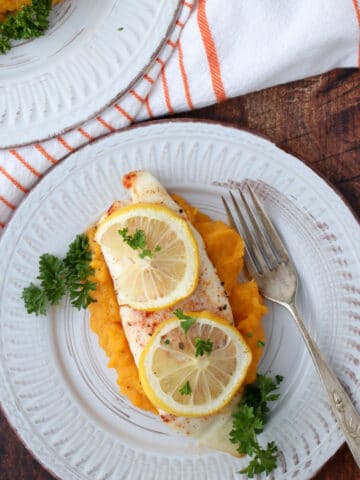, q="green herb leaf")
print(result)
[230,404,263,455]
[246,332,253,338]
[118,228,161,259]
[0,35,11,54]
[22,283,48,315]
[64,234,94,280]
[119,228,147,250]
[242,374,283,424]
[0,0,52,55]
[69,278,97,310]
[64,234,96,309]
[239,442,278,477]
[38,254,67,305]
[194,337,213,357]
[174,309,196,334]
[179,381,192,395]
[257,340,265,347]
[22,233,97,315]
[229,374,283,476]
[139,249,153,259]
